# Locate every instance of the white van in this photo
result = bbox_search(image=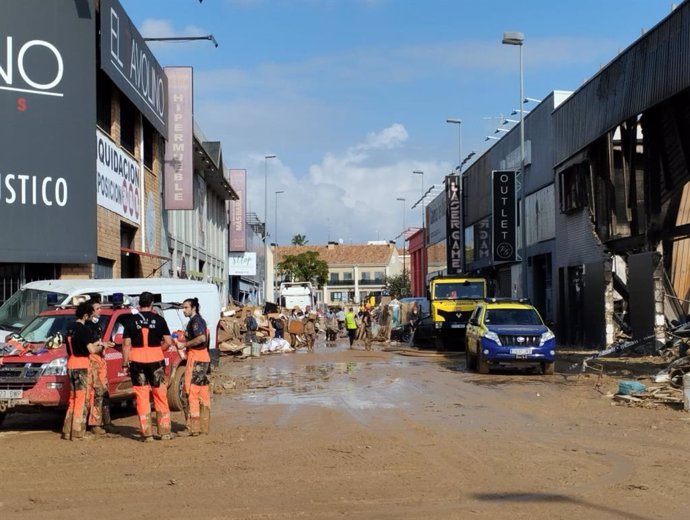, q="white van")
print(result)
[0,278,222,349]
